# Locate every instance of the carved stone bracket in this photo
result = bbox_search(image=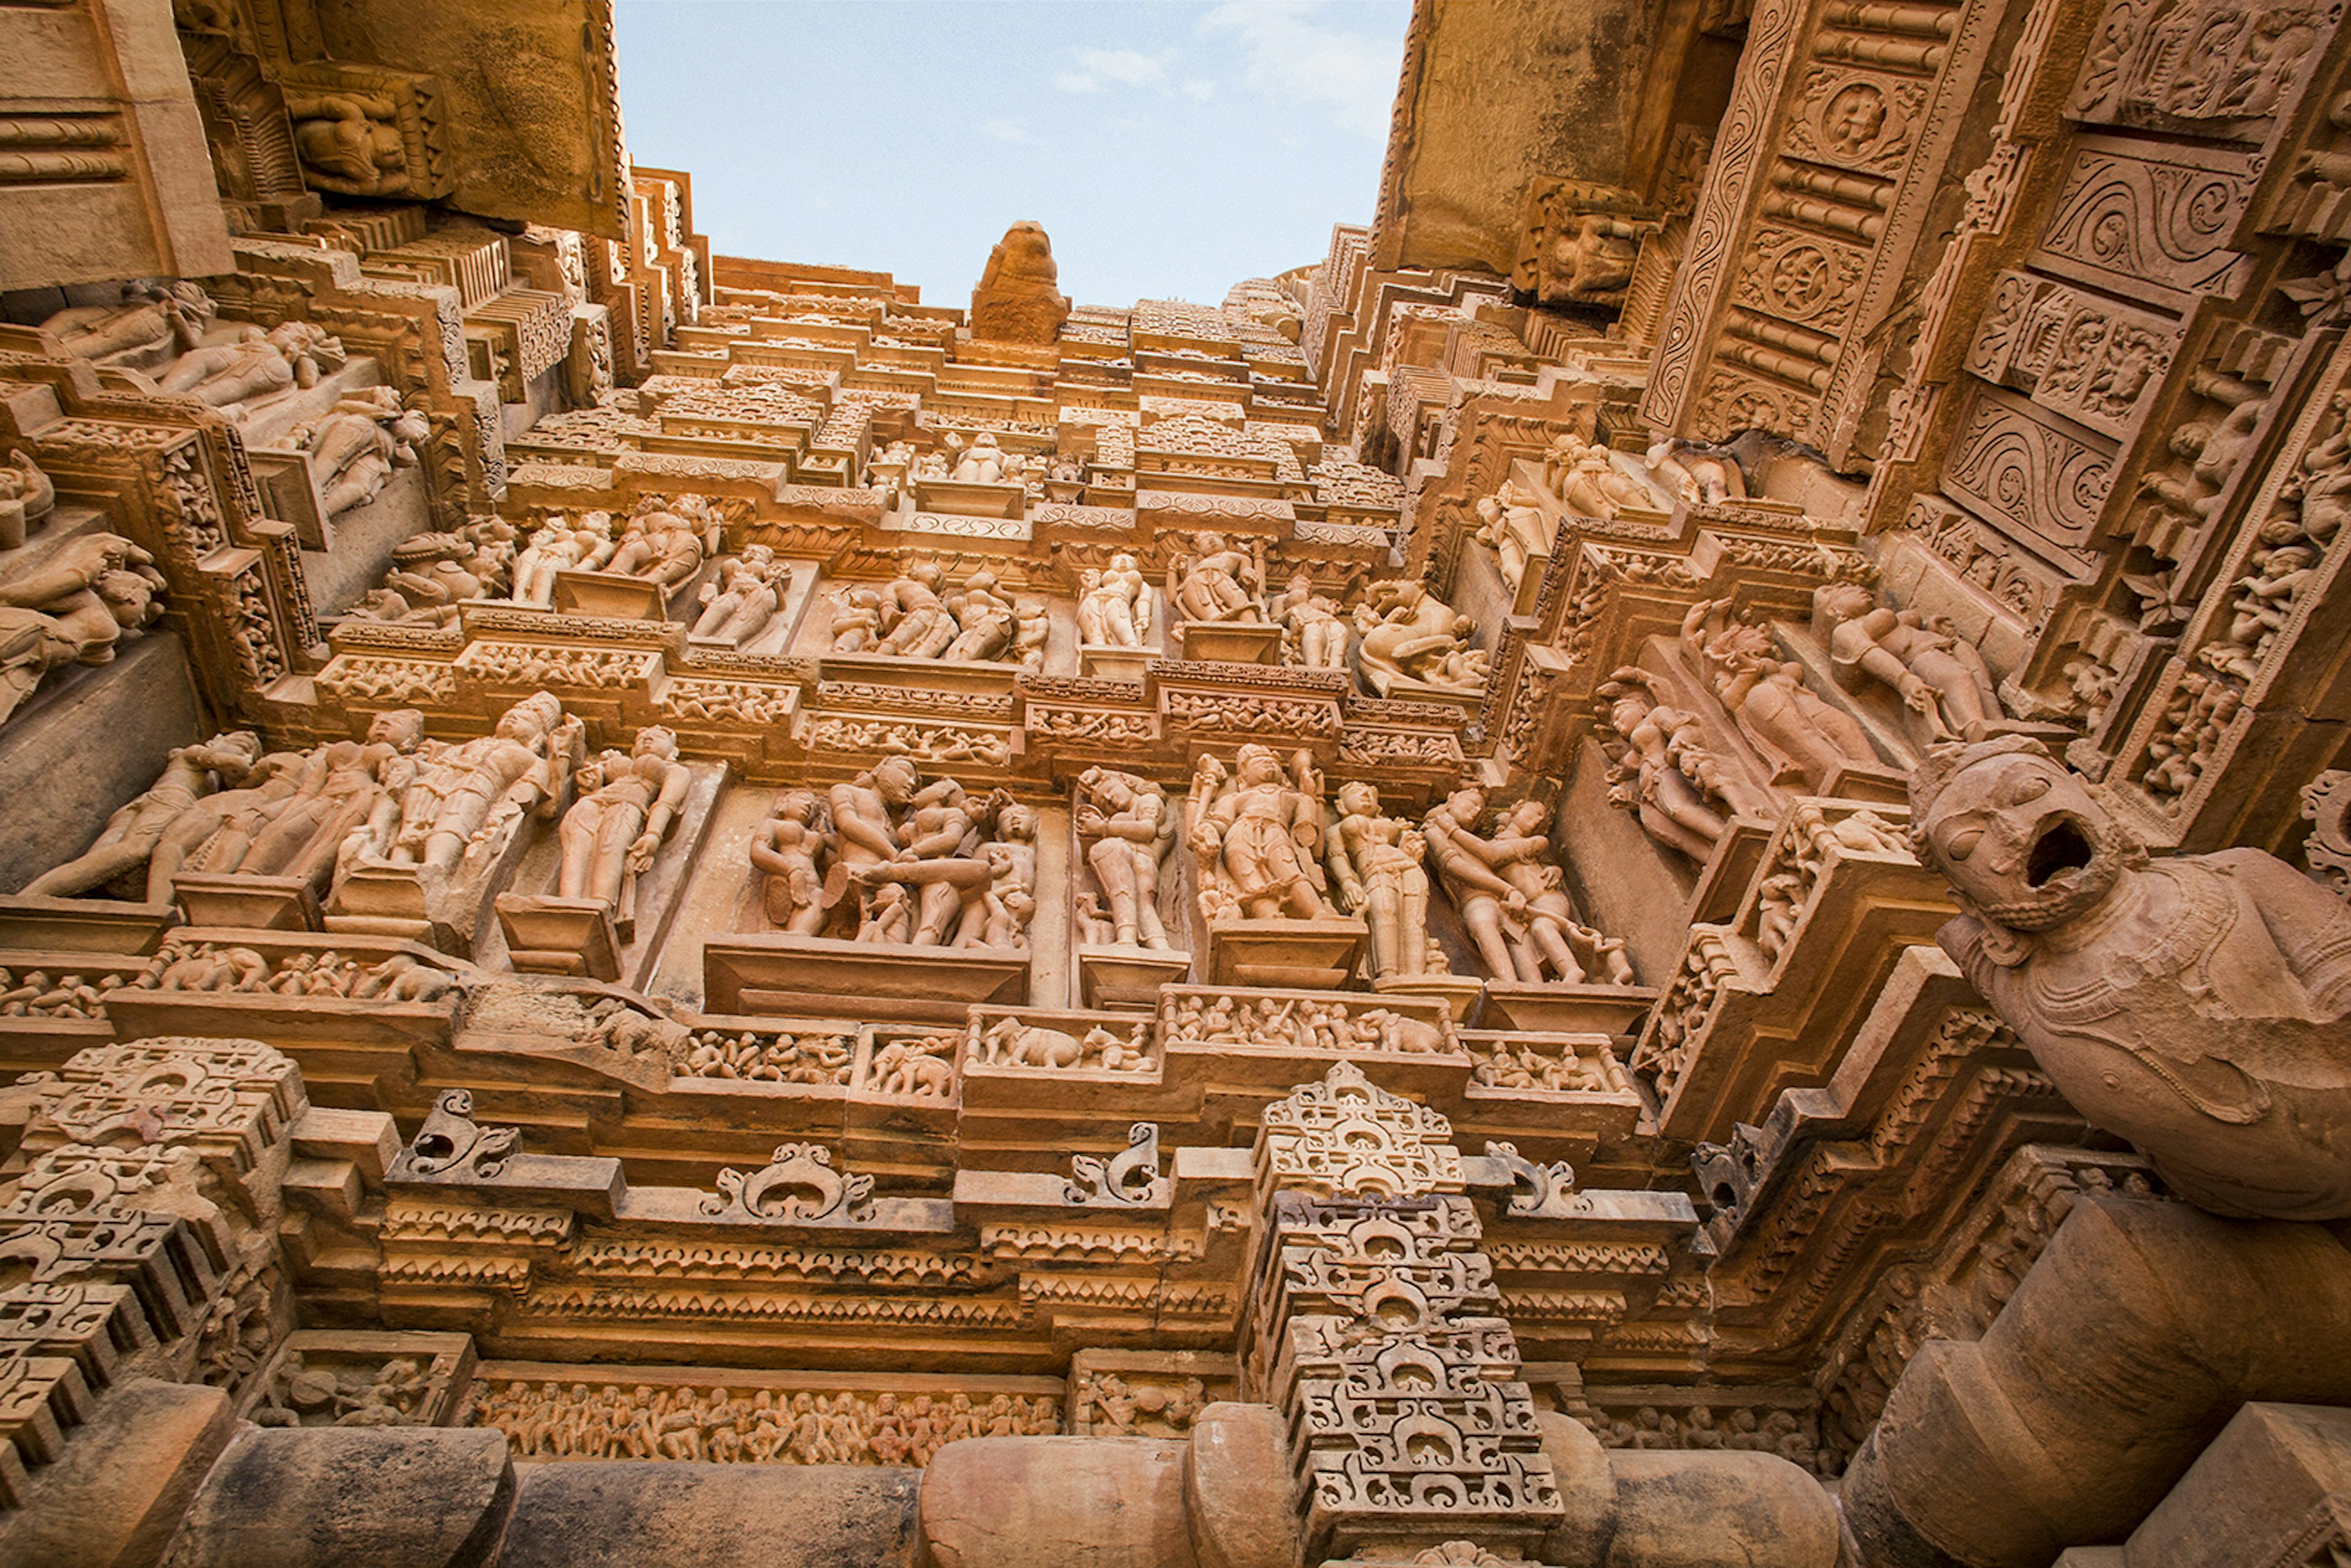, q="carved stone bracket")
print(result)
[1065,1123,1167,1206]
